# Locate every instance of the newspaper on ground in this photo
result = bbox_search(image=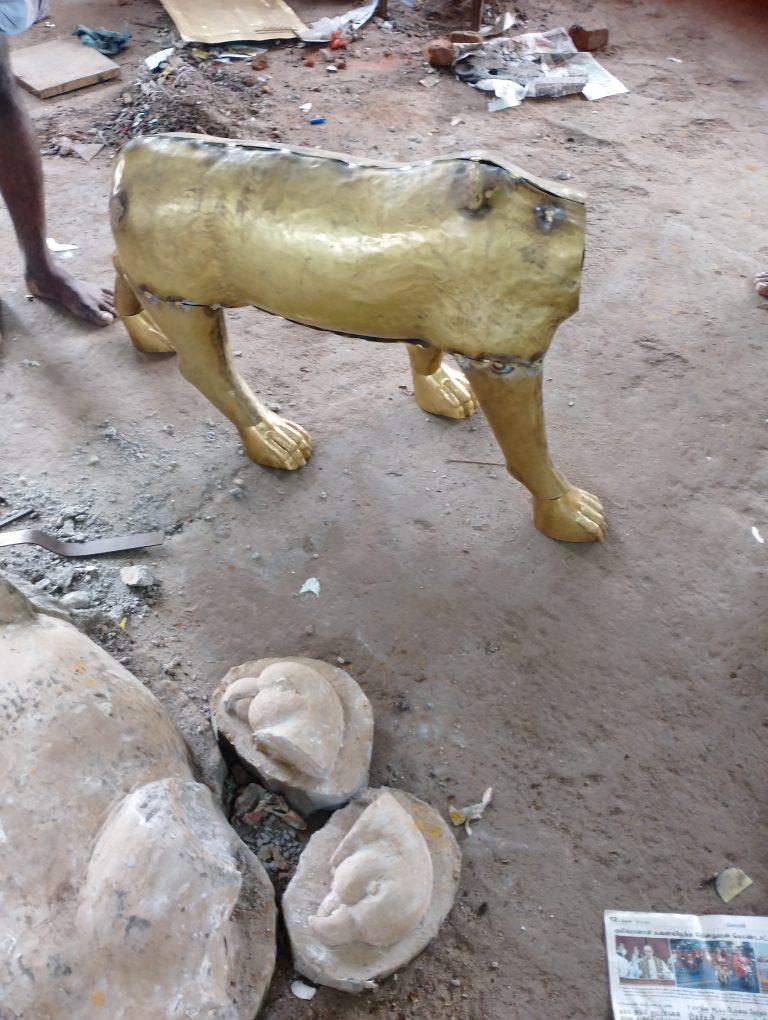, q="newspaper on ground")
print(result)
[454,26,628,111]
[605,910,768,1019]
